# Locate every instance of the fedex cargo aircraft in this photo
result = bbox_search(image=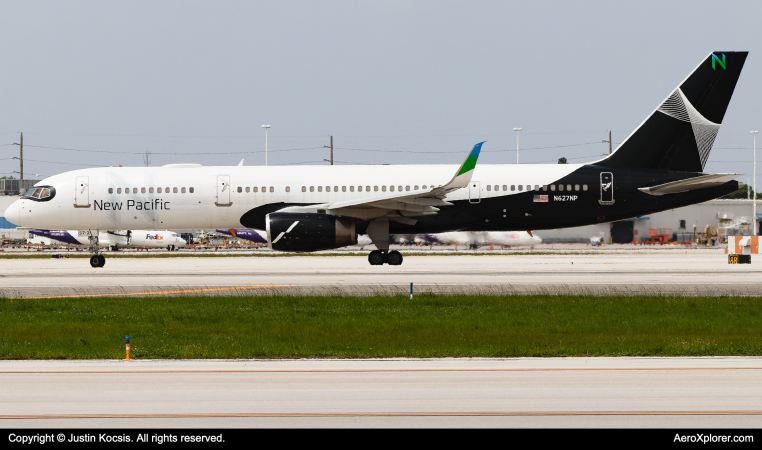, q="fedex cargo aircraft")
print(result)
[4,52,748,268]
[30,229,186,251]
